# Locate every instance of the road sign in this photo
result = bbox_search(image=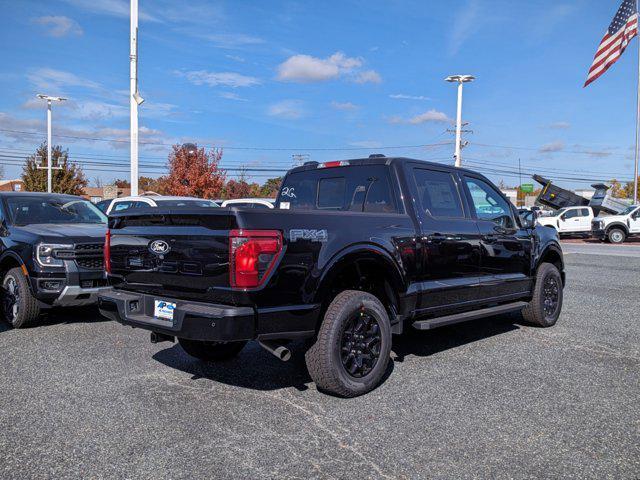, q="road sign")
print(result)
[520,183,534,193]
